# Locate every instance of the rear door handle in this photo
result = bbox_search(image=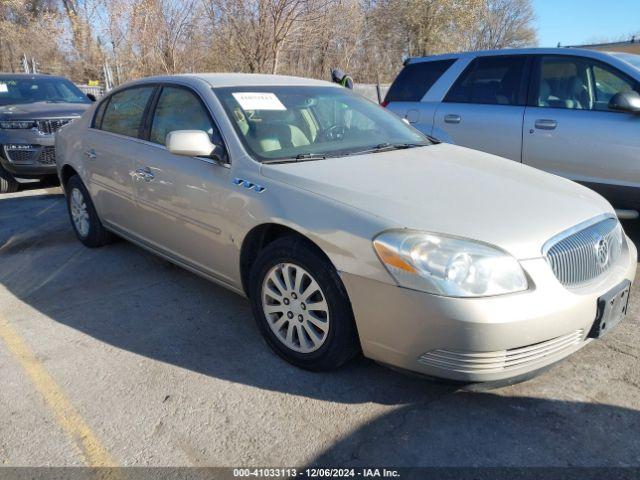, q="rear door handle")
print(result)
[84,149,96,160]
[444,114,461,124]
[534,119,557,130]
